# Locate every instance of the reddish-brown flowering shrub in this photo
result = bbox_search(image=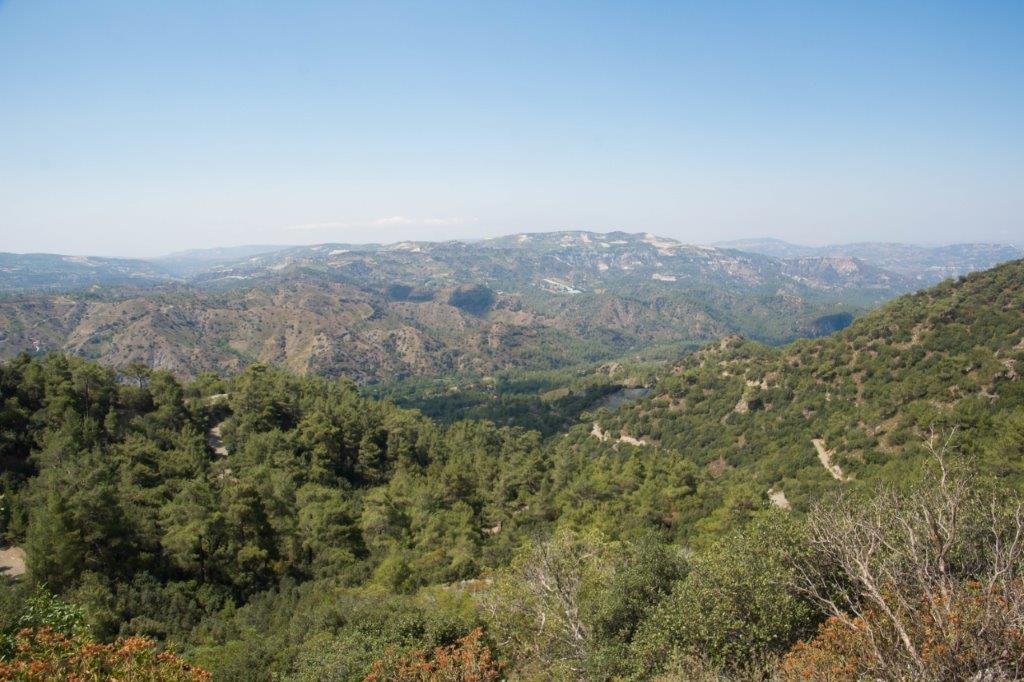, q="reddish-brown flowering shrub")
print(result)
[365,628,503,682]
[779,616,873,681]
[781,585,1024,681]
[0,627,210,682]
[787,443,1024,681]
